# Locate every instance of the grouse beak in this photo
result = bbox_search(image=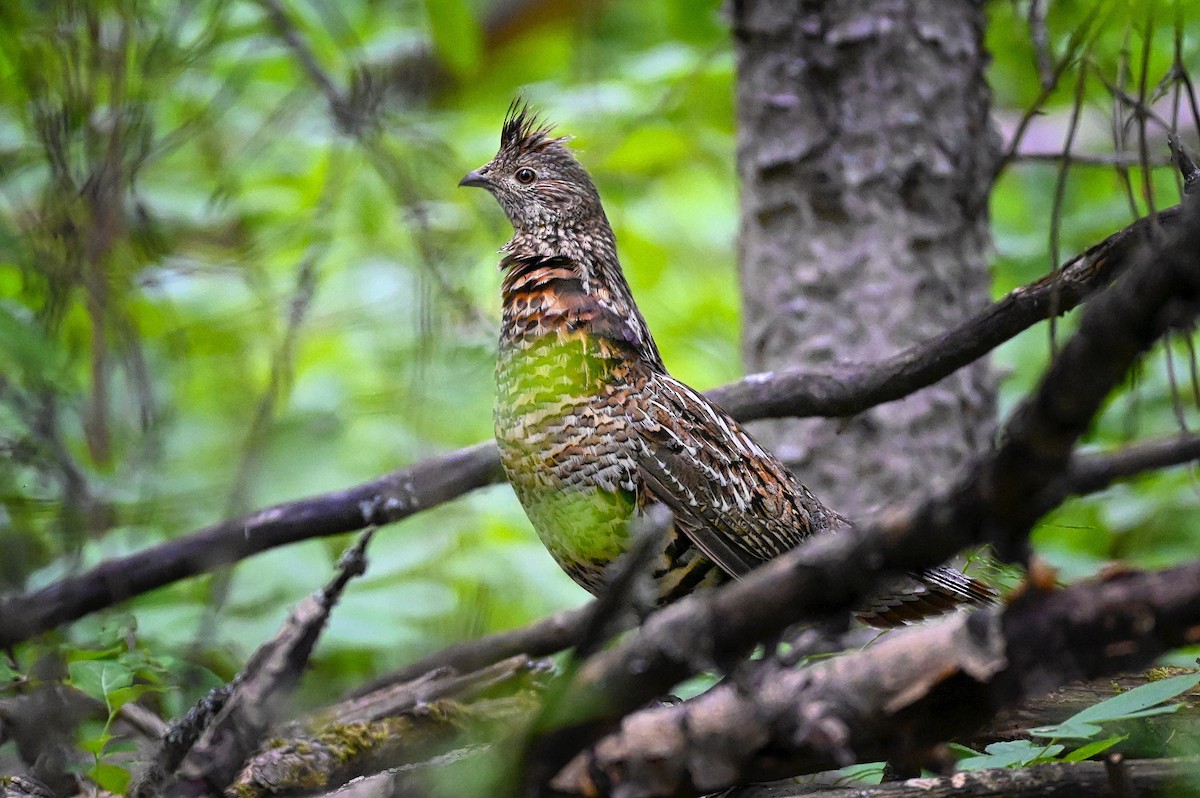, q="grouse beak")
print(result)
[459,168,489,189]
